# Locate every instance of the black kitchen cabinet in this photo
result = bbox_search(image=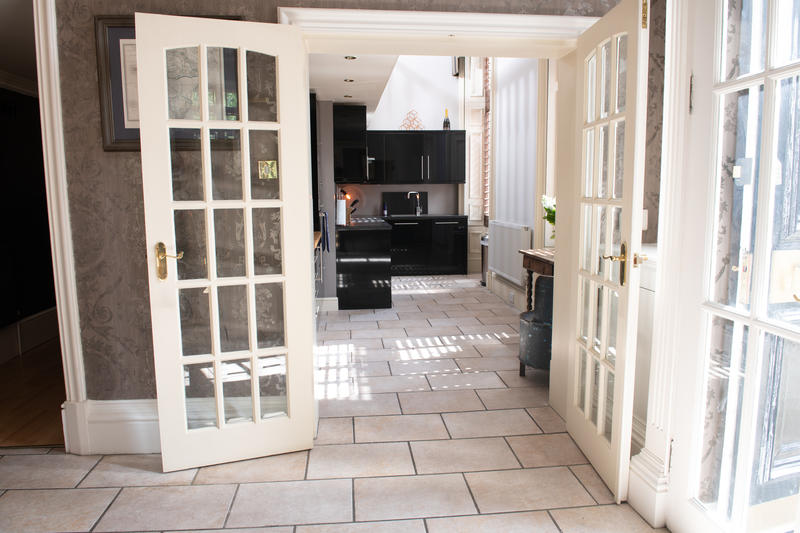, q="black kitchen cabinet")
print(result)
[367,131,466,184]
[382,132,425,183]
[387,216,467,275]
[336,220,392,309]
[444,131,466,183]
[389,218,430,274]
[333,104,367,183]
[366,132,385,182]
[431,218,468,274]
